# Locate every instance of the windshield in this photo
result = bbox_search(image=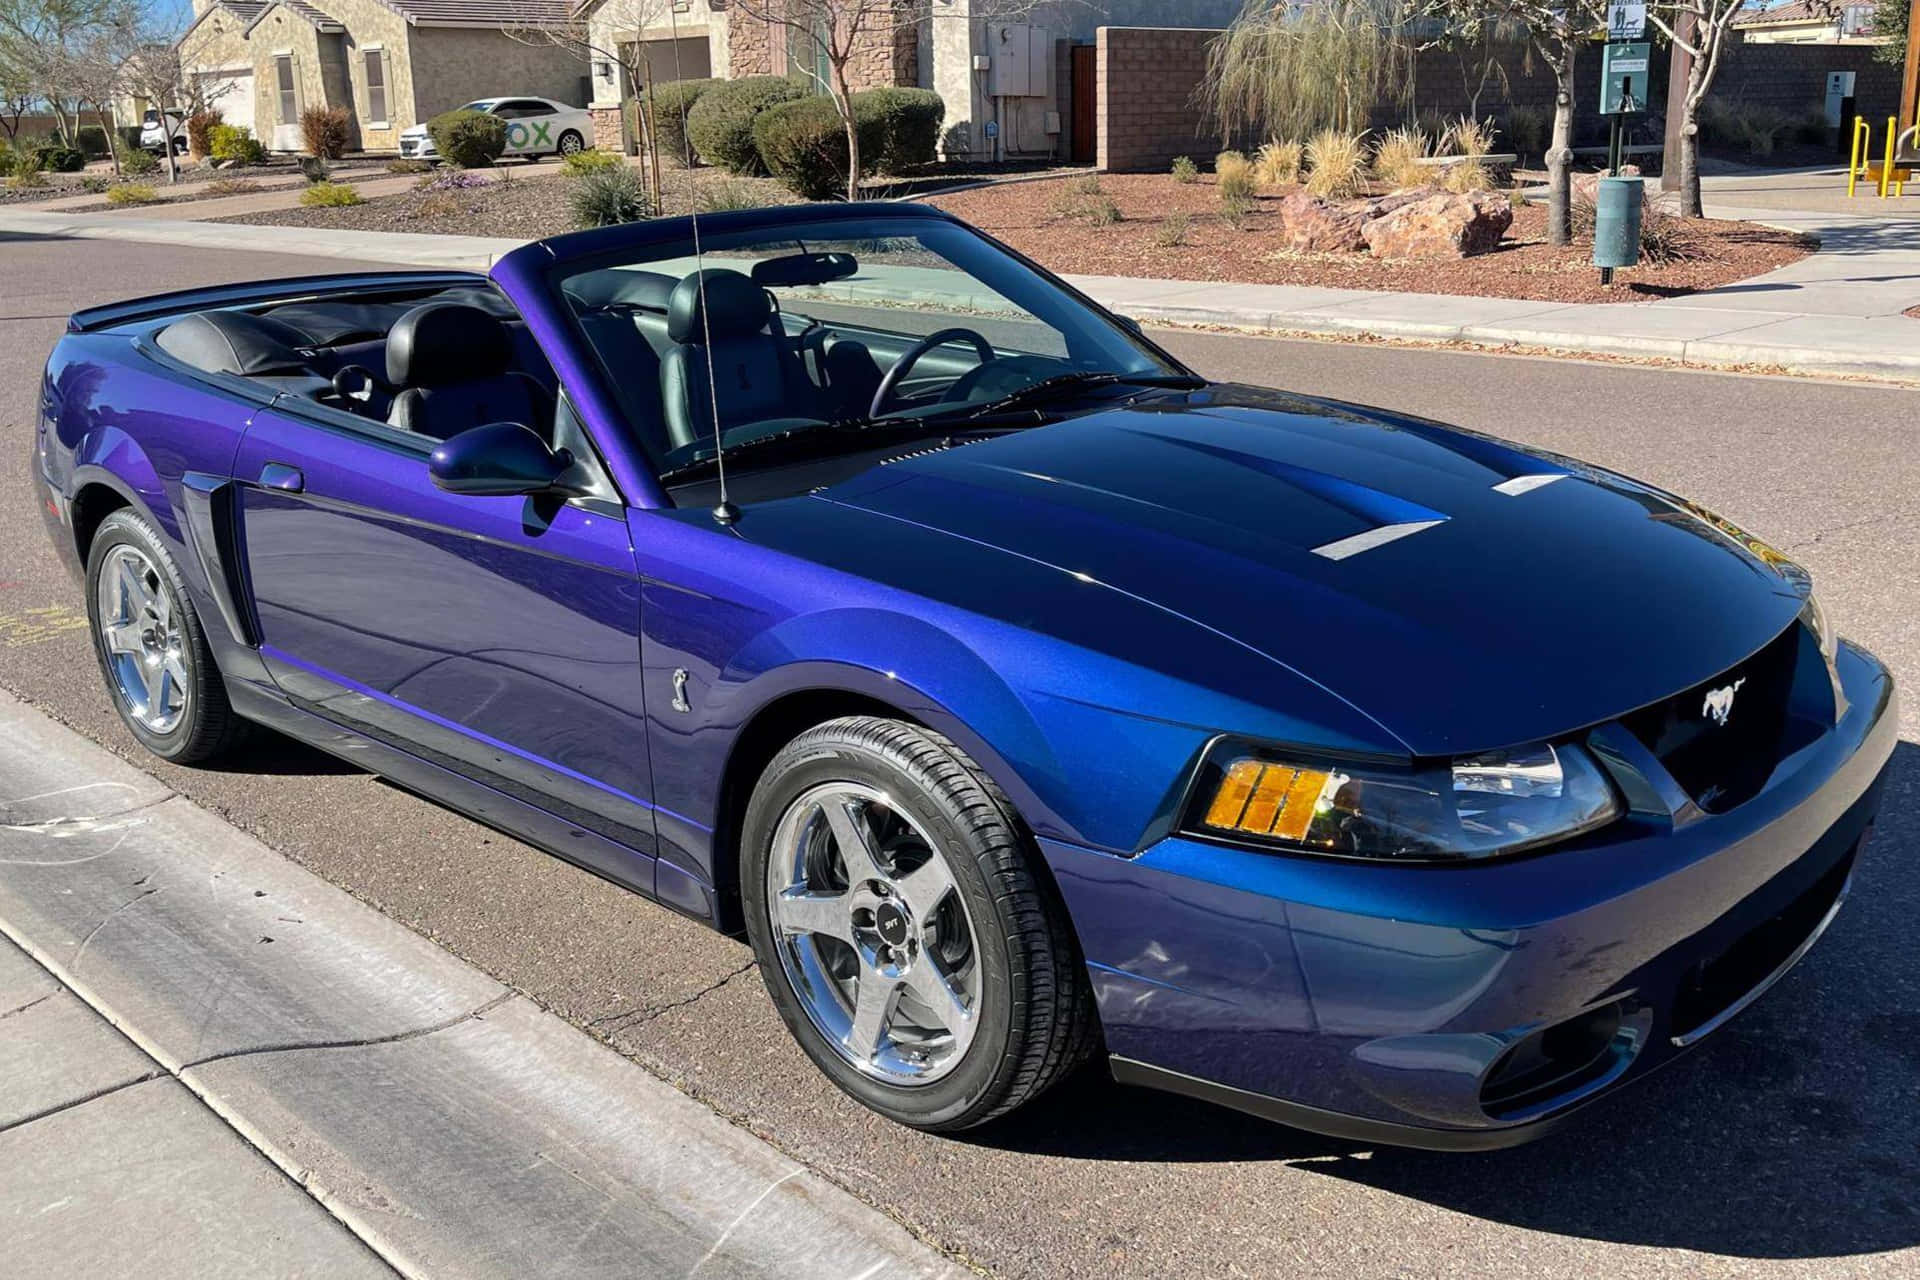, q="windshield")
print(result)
[458,100,495,113]
[554,214,1186,487]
